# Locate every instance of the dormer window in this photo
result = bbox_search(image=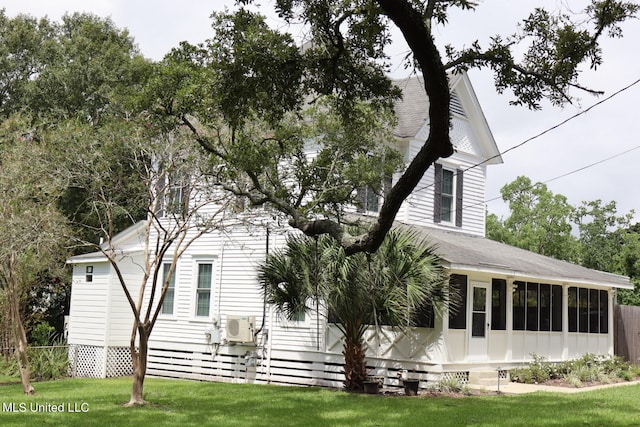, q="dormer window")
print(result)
[434,163,463,227]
